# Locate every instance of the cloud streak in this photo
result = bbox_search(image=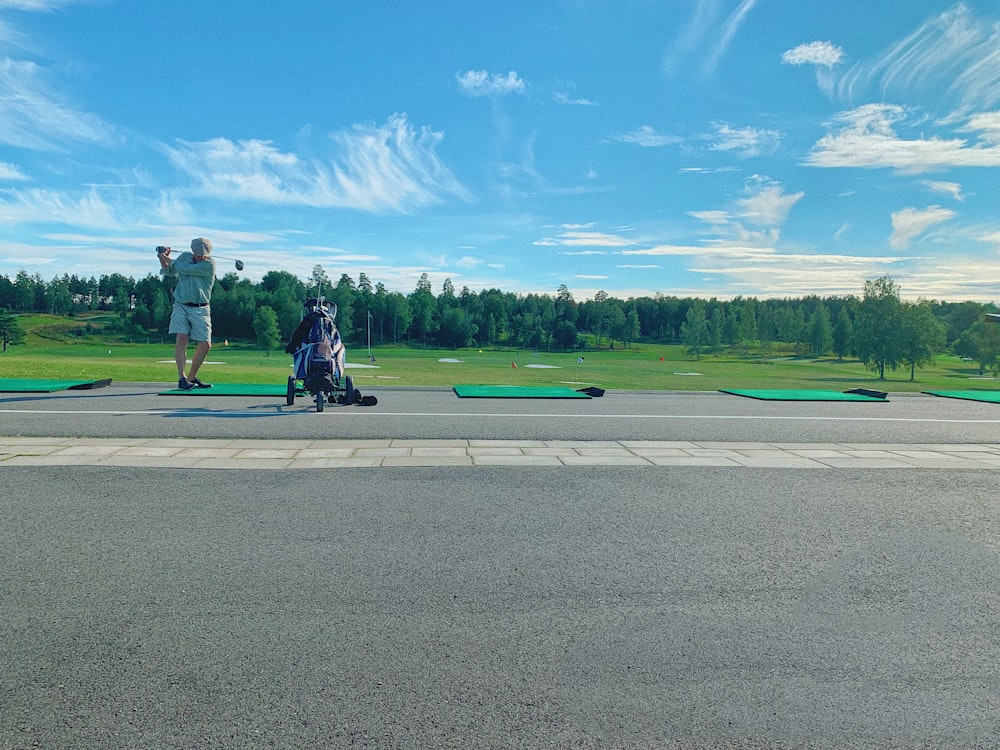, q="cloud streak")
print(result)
[836,4,1000,114]
[164,114,469,213]
[889,205,955,249]
[806,104,1000,171]
[456,70,526,97]
[610,125,683,148]
[0,58,116,150]
[782,41,845,68]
